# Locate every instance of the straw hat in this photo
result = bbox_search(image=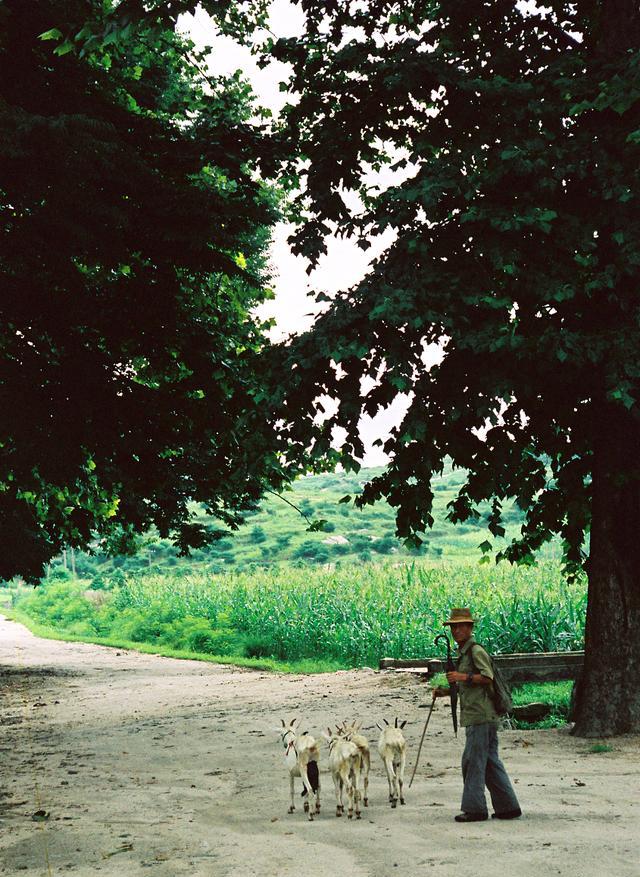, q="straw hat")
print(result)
[443,607,477,626]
